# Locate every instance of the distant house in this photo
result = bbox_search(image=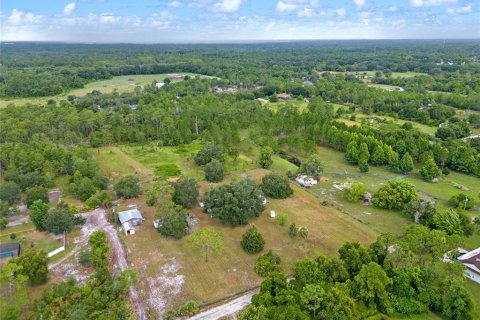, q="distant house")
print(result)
[276,93,292,100]
[457,248,480,284]
[296,175,318,188]
[118,208,144,236]
[130,104,138,110]
[155,82,165,89]
[0,243,21,262]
